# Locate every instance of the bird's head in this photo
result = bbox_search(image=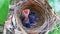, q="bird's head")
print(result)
[23,9,30,18]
